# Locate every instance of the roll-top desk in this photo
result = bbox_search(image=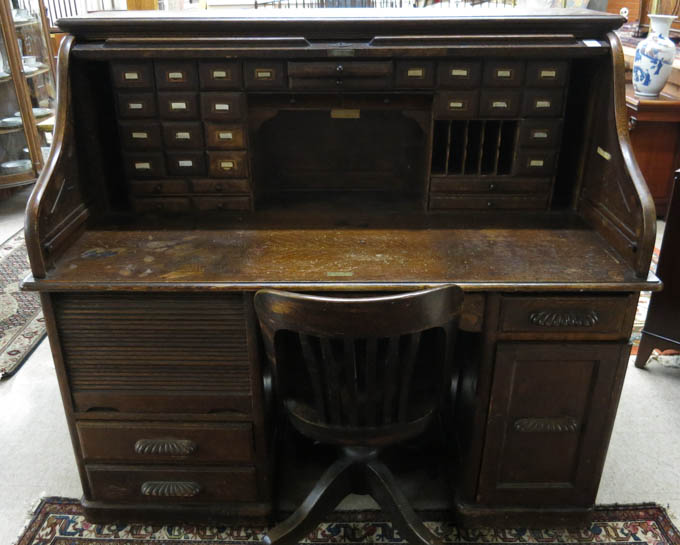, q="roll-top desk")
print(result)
[23,9,661,526]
